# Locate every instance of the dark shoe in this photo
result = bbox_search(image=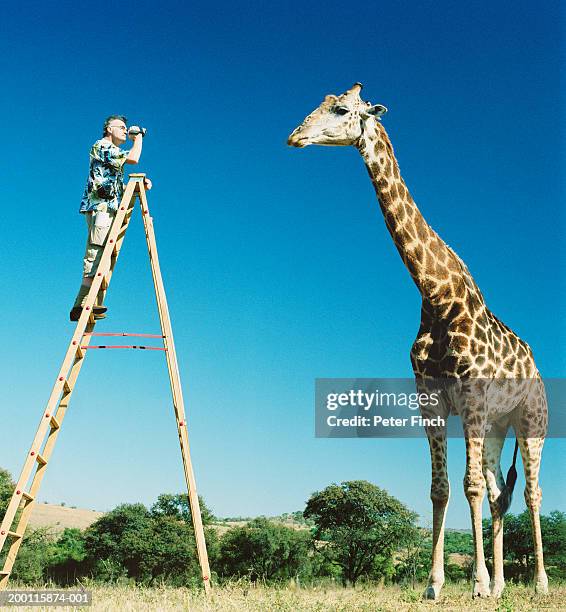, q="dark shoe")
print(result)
[94,305,107,320]
[70,306,107,321]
